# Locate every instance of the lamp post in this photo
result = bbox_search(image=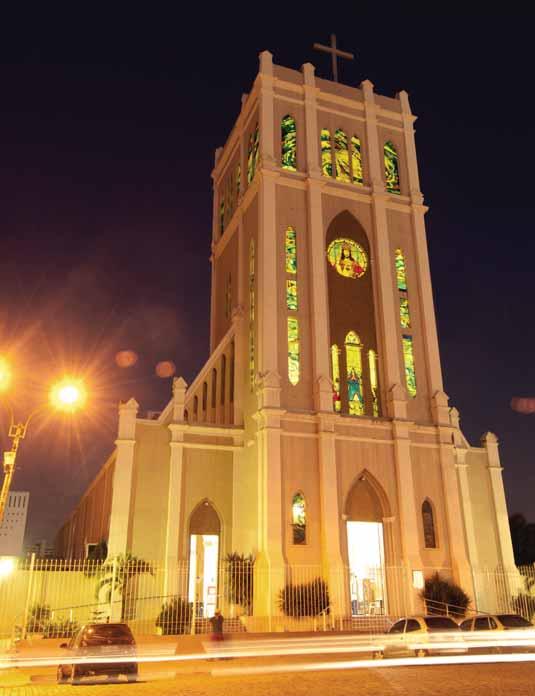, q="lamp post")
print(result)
[0,367,87,524]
